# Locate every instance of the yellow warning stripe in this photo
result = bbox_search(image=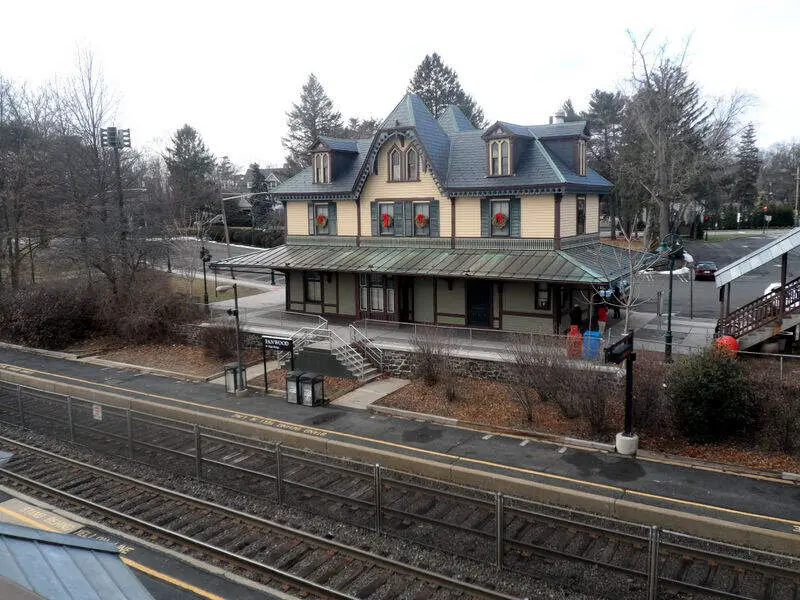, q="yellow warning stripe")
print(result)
[0,505,225,600]
[3,364,800,530]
